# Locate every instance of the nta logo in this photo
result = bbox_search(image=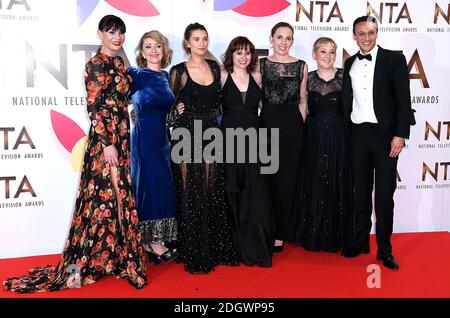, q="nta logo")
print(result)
[296,1,343,22]
[0,127,35,150]
[0,175,36,199]
[0,0,30,10]
[424,121,450,141]
[366,2,412,24]
[422,162,450,181]
[434,3,450,24]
